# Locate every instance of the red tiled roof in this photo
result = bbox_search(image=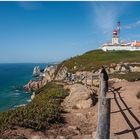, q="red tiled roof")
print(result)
[135,42,140,47]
